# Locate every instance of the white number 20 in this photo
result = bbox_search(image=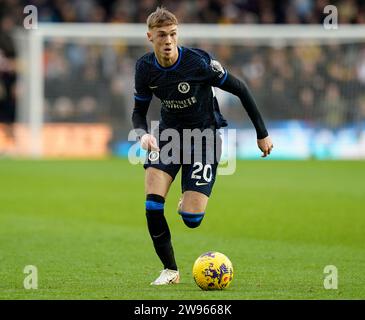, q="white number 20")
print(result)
[191,162,212,182]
